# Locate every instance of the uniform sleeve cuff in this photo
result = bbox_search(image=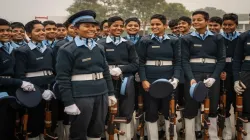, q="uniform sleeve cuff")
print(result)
[15,79,23,87]
[108,93,114,96]
[211,74,219,80]
[64,100,75,107]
